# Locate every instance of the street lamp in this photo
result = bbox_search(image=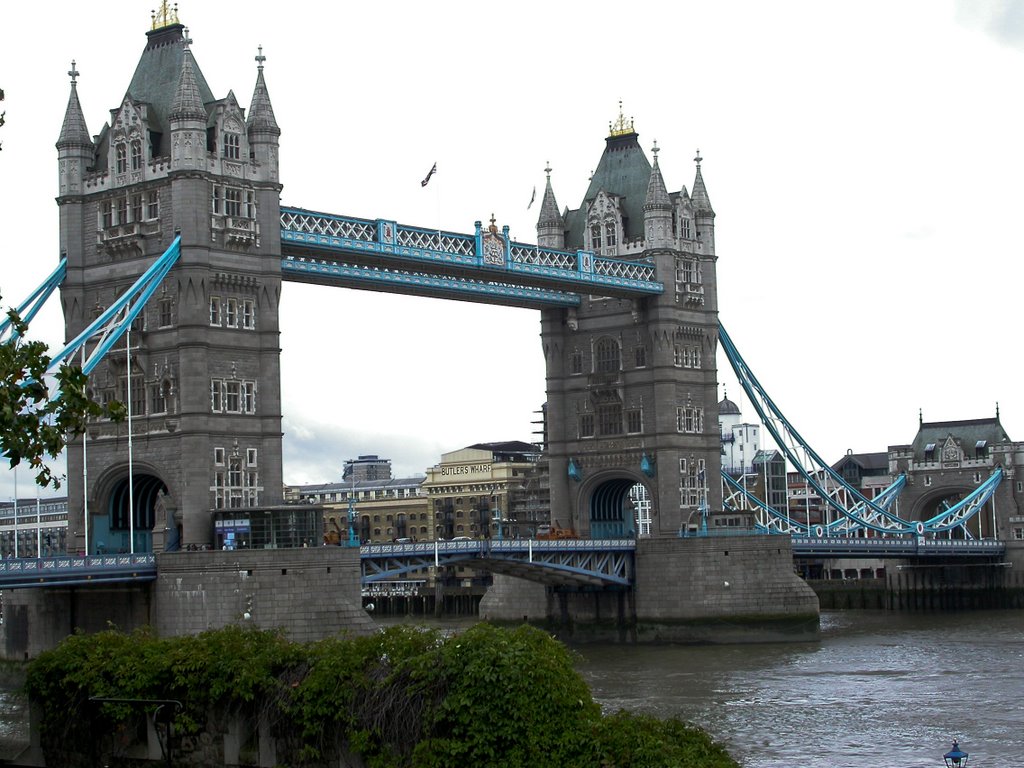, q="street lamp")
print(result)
[943,740,969,767]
